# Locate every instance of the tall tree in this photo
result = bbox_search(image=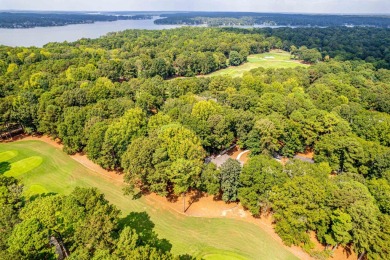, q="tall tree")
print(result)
[100,107,147,170]
[0,176,23,252]
[220,158,242,202]
[238,155,285,216]
[169,159,202,212]
[323,209,353,250]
